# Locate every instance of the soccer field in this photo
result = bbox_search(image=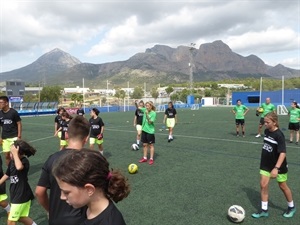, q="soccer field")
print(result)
[1,107,299,225]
